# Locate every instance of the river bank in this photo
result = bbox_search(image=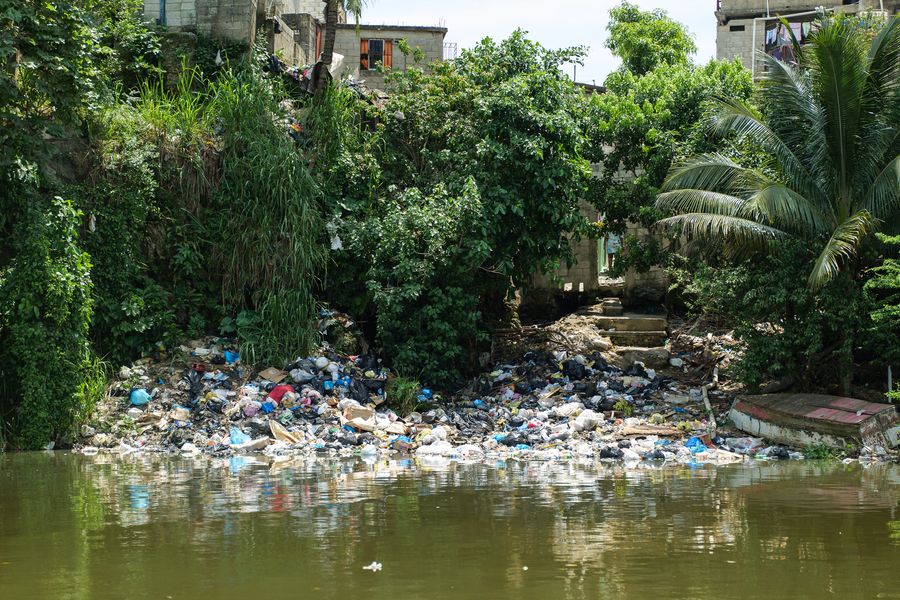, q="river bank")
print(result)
[76,312,897,465]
